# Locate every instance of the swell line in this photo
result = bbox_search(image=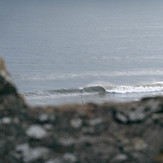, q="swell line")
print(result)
[15,69,163,81]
